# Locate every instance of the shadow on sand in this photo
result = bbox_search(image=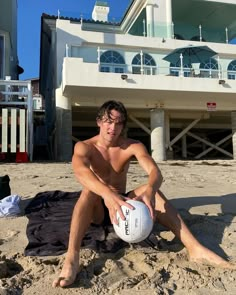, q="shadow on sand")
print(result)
[167,193,236,259]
